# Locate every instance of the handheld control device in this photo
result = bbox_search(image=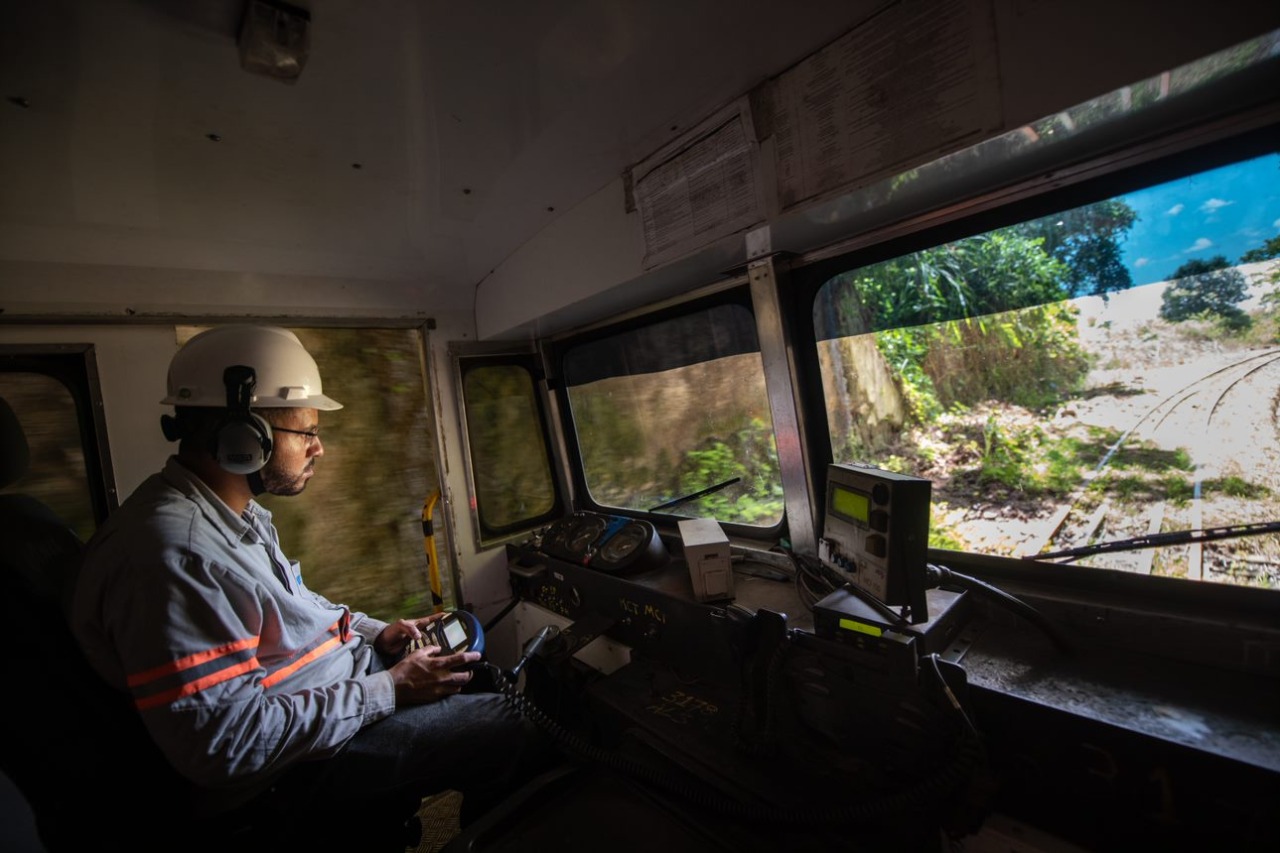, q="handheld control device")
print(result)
[405,610,485,661]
